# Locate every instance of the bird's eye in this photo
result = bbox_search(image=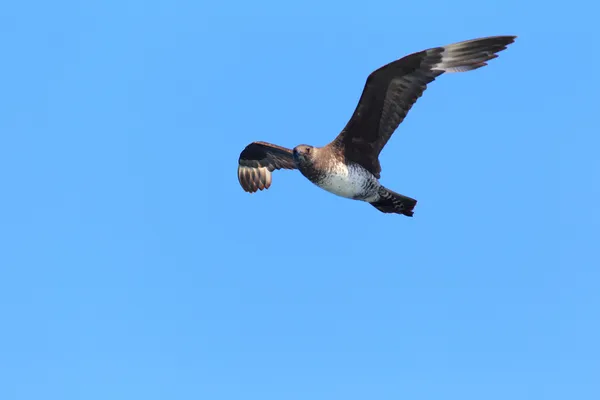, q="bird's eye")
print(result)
[306,147,311,154]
